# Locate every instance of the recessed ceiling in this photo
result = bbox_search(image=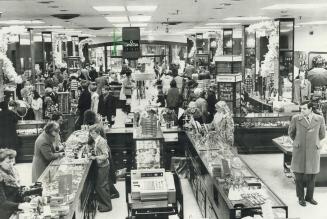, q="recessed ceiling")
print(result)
[0,0,325,37]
